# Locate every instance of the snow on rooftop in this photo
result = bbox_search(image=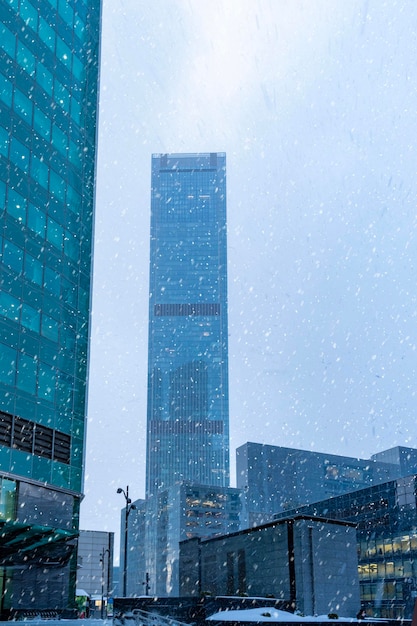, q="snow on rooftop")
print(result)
[207,608,359,622]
